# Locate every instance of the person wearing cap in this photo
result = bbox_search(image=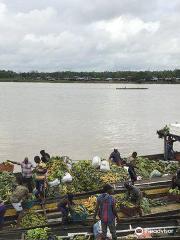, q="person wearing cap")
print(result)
[10,181,30,228]
[171,169,180,190]
[109,148,122,167]
[124,182,142,215]
[7,157,35,193]
[126,152,138,185]
[0,198,6,231]
[40,150,50,163]
[94,184,120,240]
